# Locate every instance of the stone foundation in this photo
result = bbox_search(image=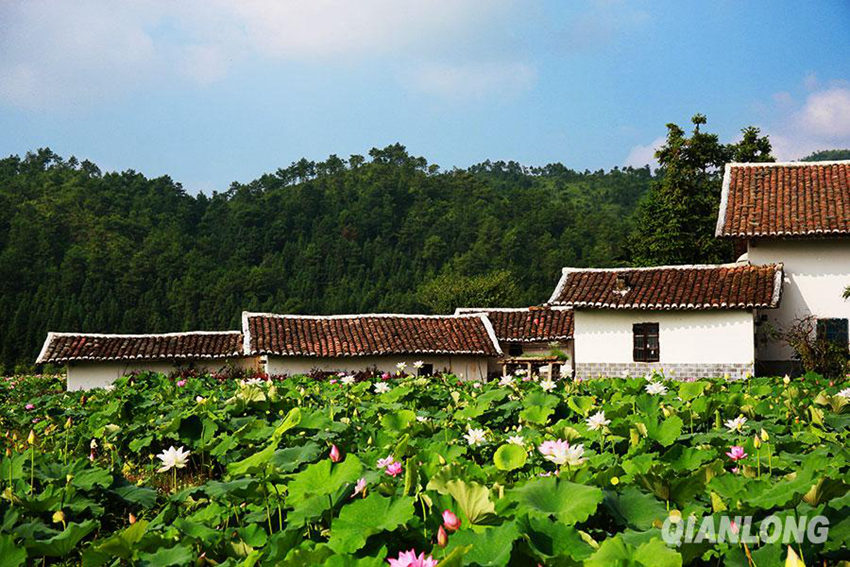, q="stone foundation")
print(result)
[574,362,753,381]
